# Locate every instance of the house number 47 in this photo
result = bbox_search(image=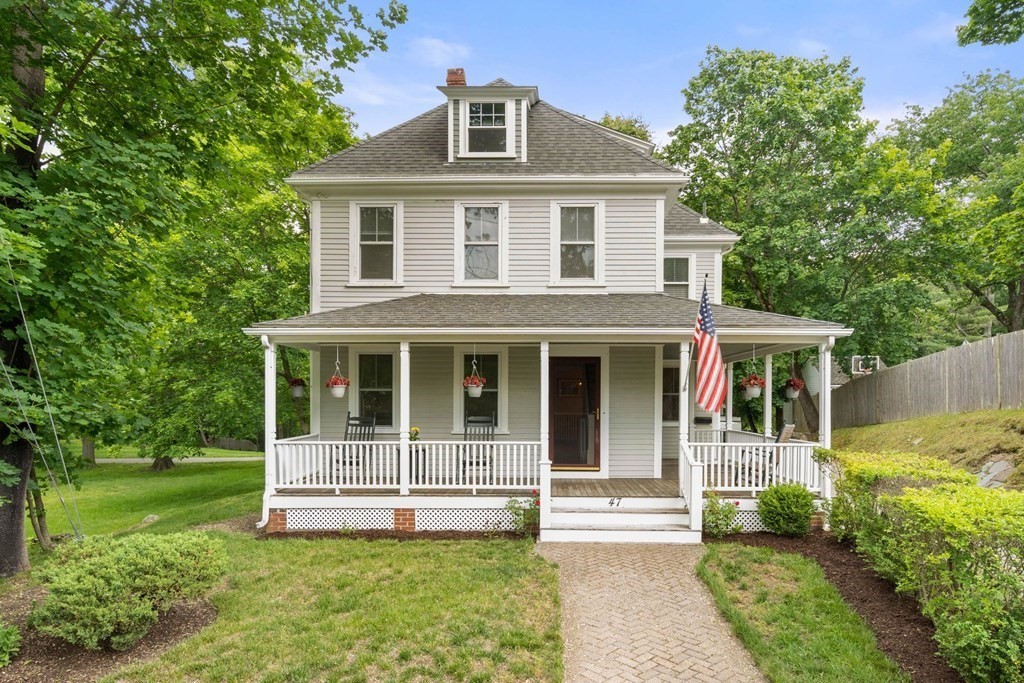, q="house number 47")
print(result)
[608,497,622,507]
